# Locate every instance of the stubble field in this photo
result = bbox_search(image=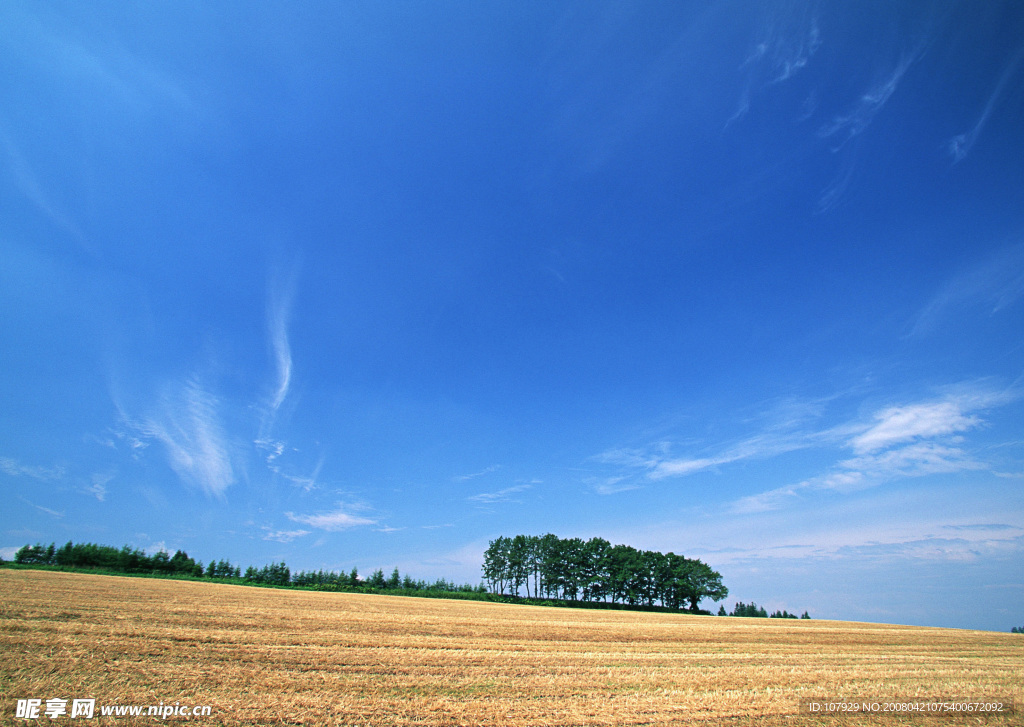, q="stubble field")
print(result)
[1,569,1020,726]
